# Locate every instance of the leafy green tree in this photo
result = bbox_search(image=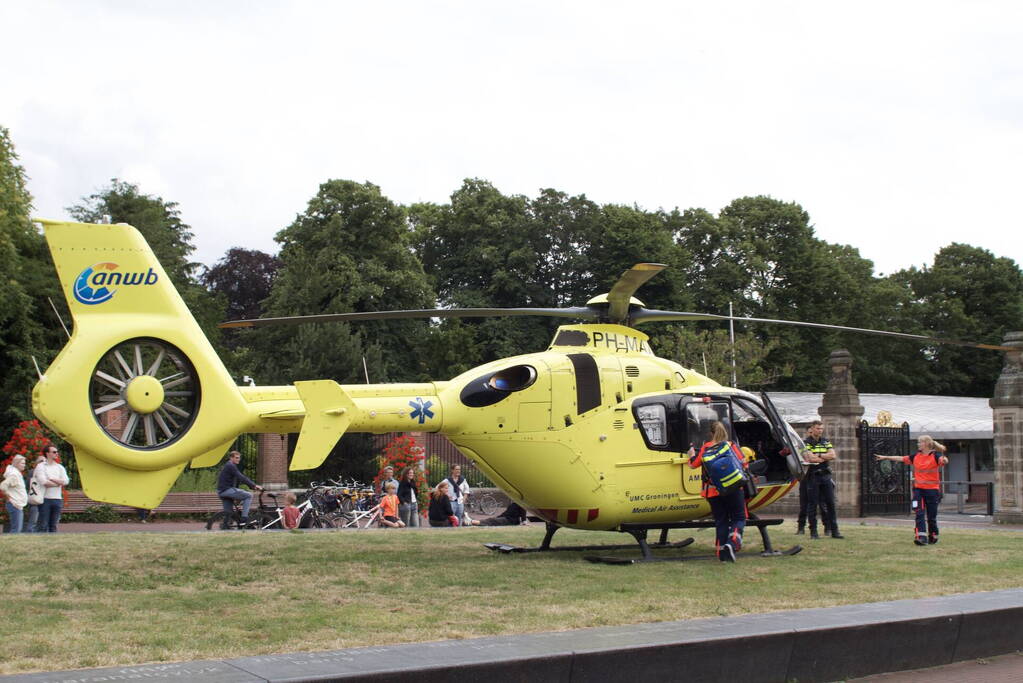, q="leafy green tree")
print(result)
[67,180,226,347]
[654,326,792,389]
[0,127,51,434]
[201,247,280,322]
[888,244,1023,396]
[258,180,435,384]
